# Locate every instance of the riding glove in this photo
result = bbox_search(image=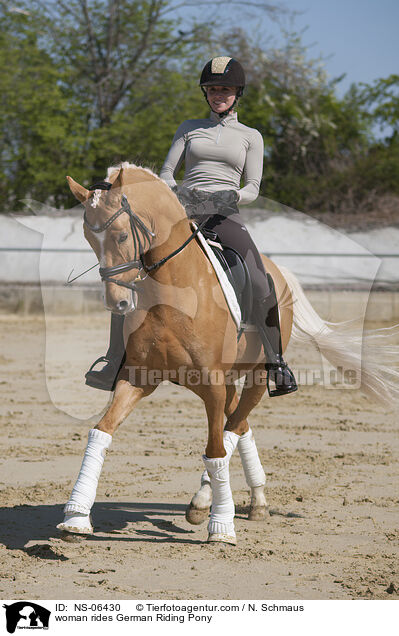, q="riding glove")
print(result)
[172,186,239,218]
